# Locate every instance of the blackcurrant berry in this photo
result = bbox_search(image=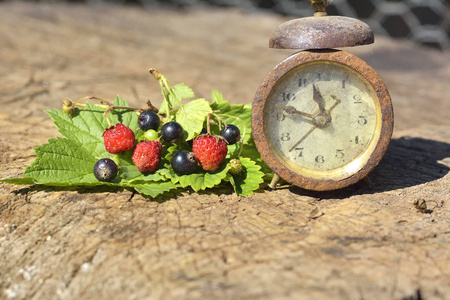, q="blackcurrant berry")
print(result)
[138,110,160,131]
[220,124,241,145]
[93,158,118,182]
[161,122,183,143]
[171,150,197,175]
